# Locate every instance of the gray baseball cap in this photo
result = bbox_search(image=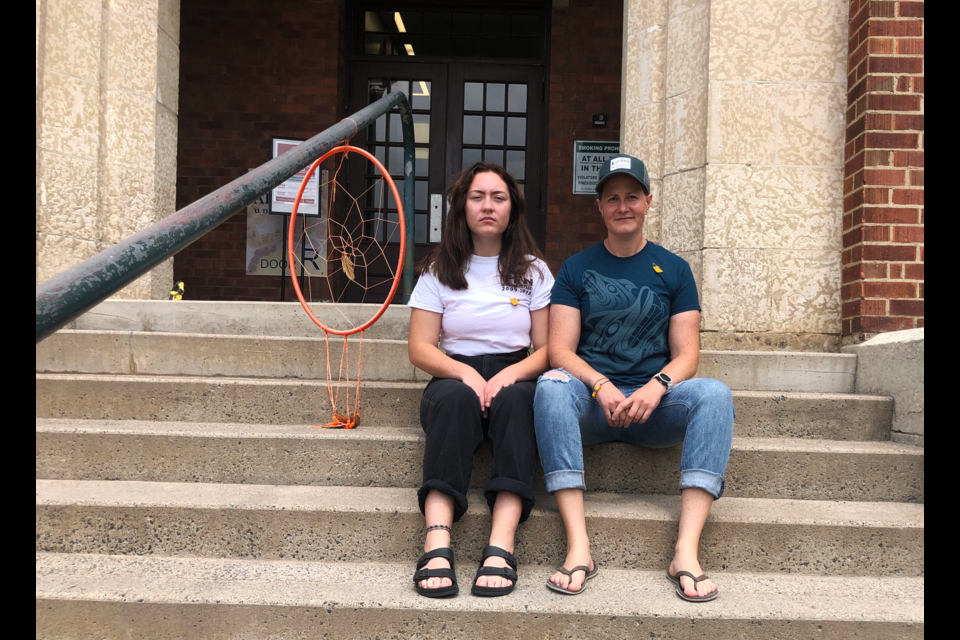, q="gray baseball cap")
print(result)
[595,154,651,196]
